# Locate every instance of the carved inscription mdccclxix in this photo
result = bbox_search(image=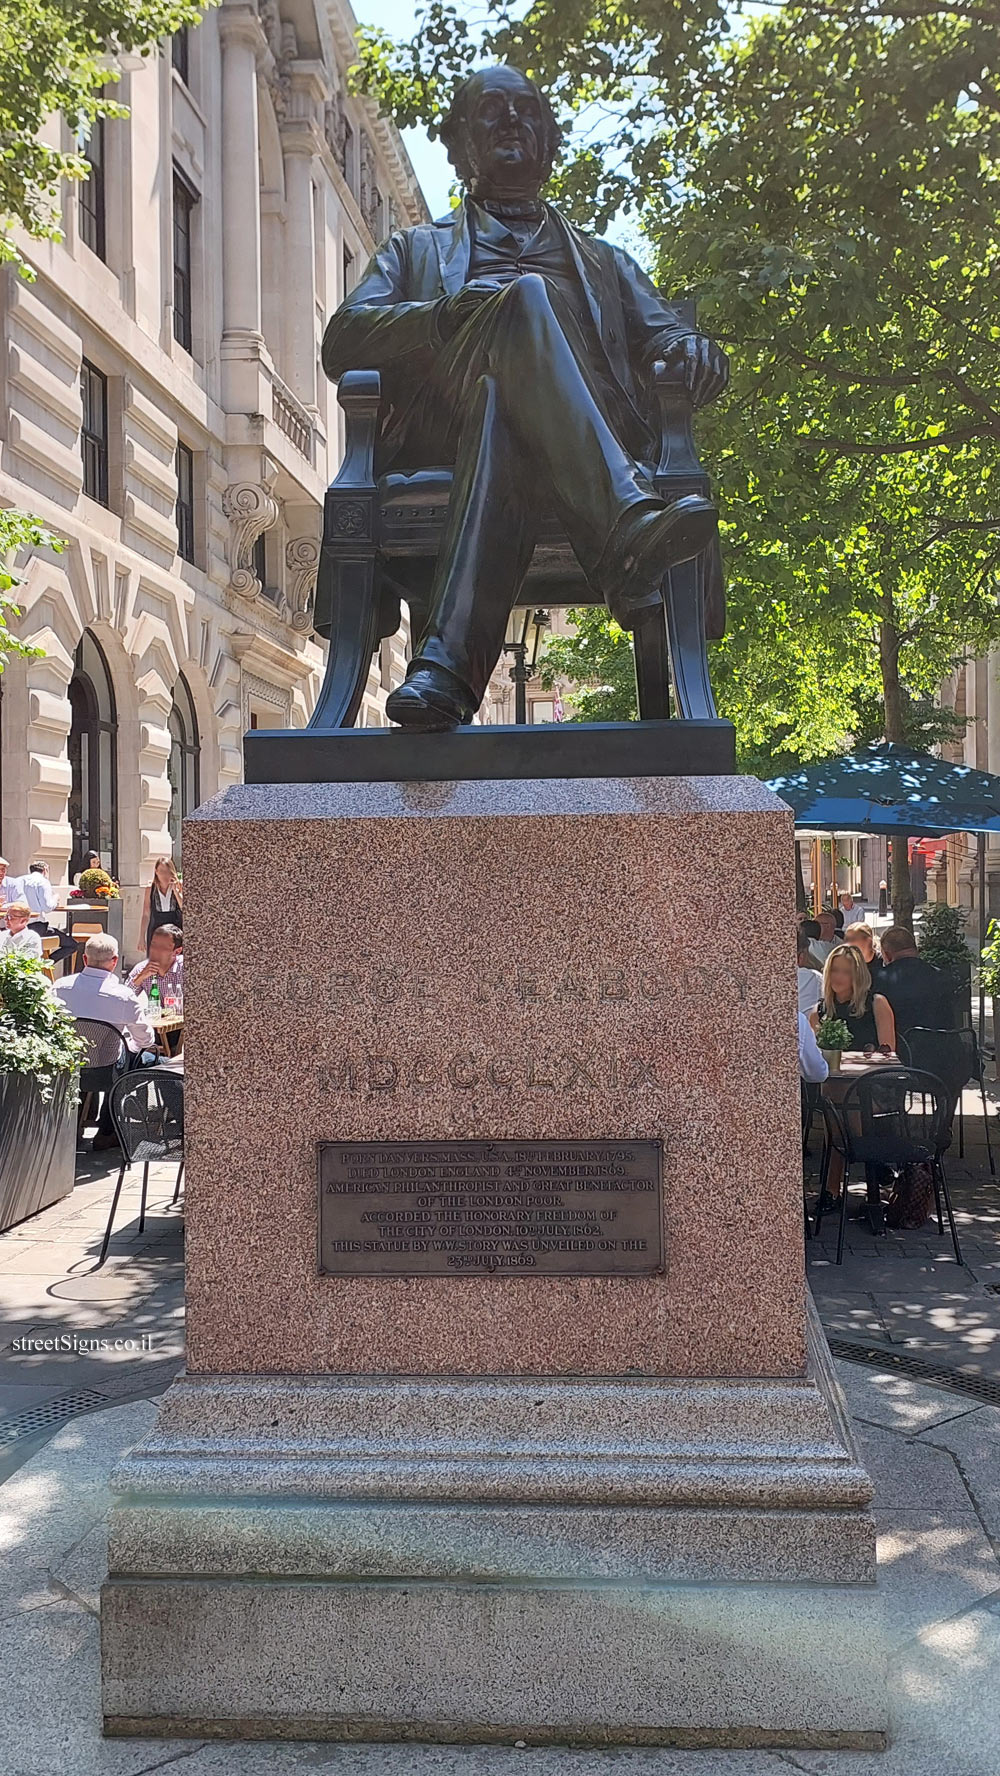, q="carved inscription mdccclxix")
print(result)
[318,1140,664,1277]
